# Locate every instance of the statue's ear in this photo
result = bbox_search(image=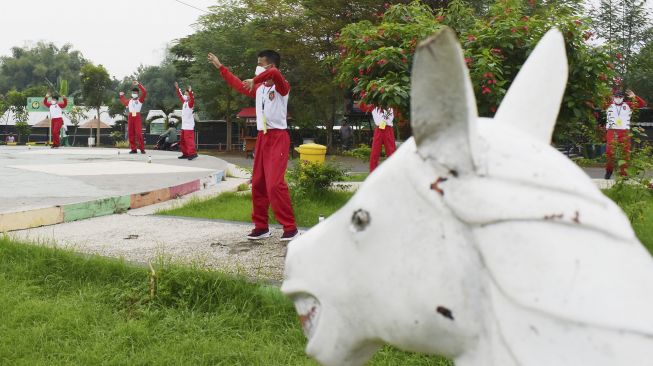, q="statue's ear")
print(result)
[494,29,568,143]
[411,27,477,174]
